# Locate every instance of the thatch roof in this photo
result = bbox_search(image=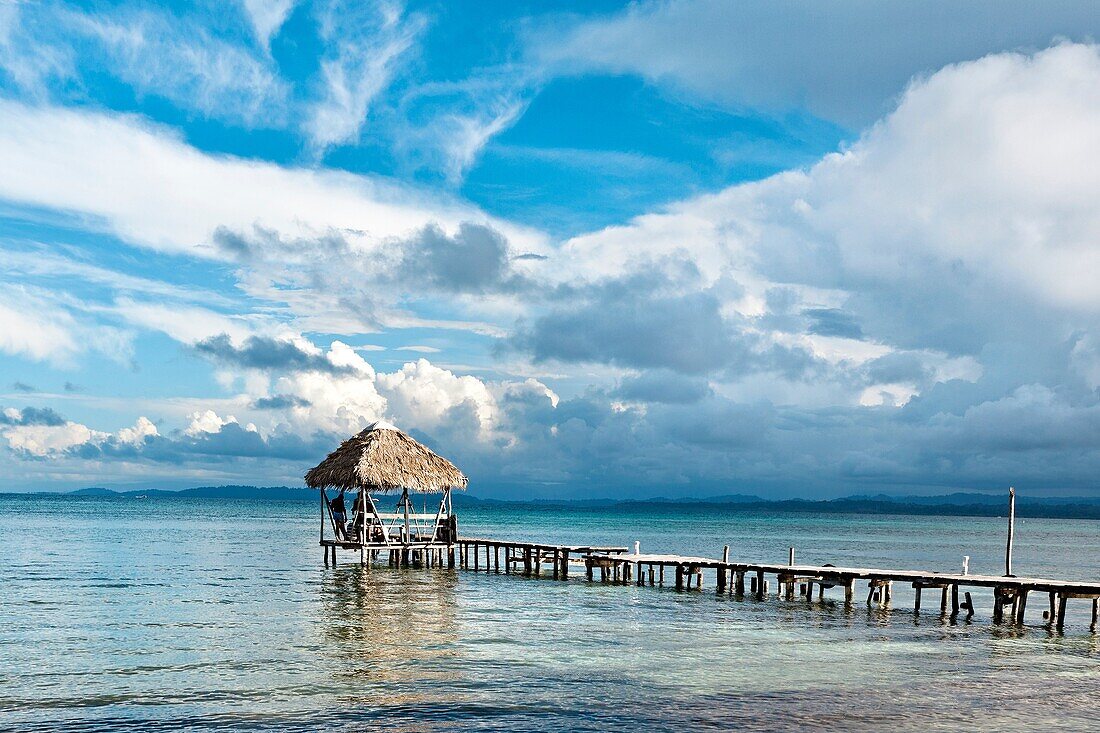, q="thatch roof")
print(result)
[305,421,468,493]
